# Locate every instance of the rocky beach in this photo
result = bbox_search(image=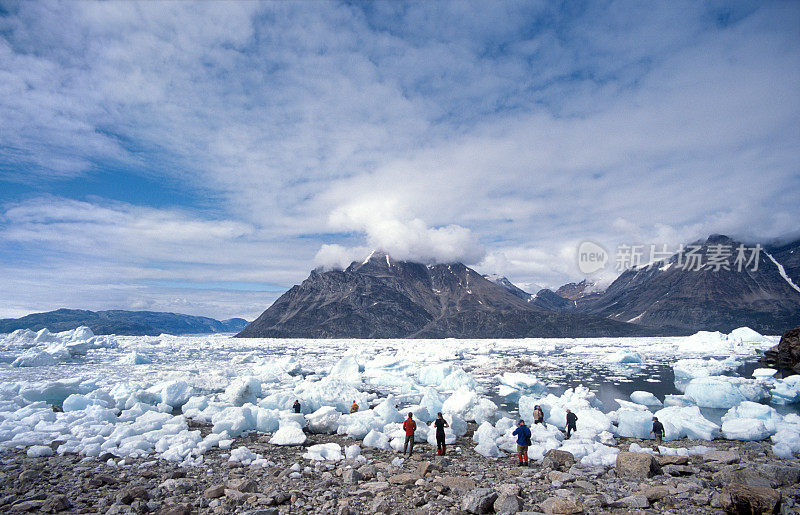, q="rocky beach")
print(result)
[2,420,797,515]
